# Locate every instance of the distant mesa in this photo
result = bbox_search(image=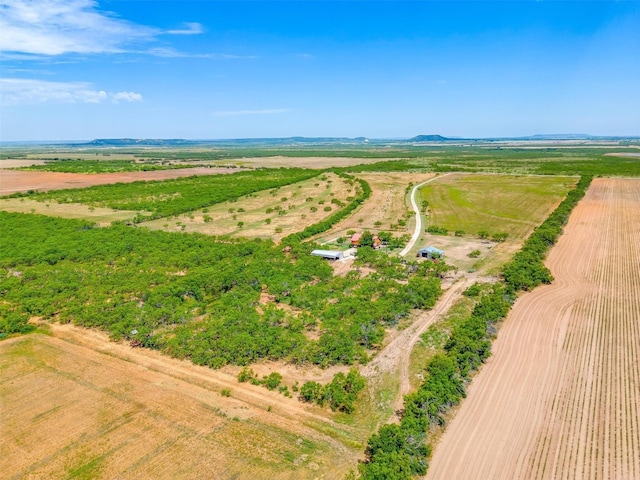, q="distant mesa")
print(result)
[407,134,451,142]
[87,138,192,146]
